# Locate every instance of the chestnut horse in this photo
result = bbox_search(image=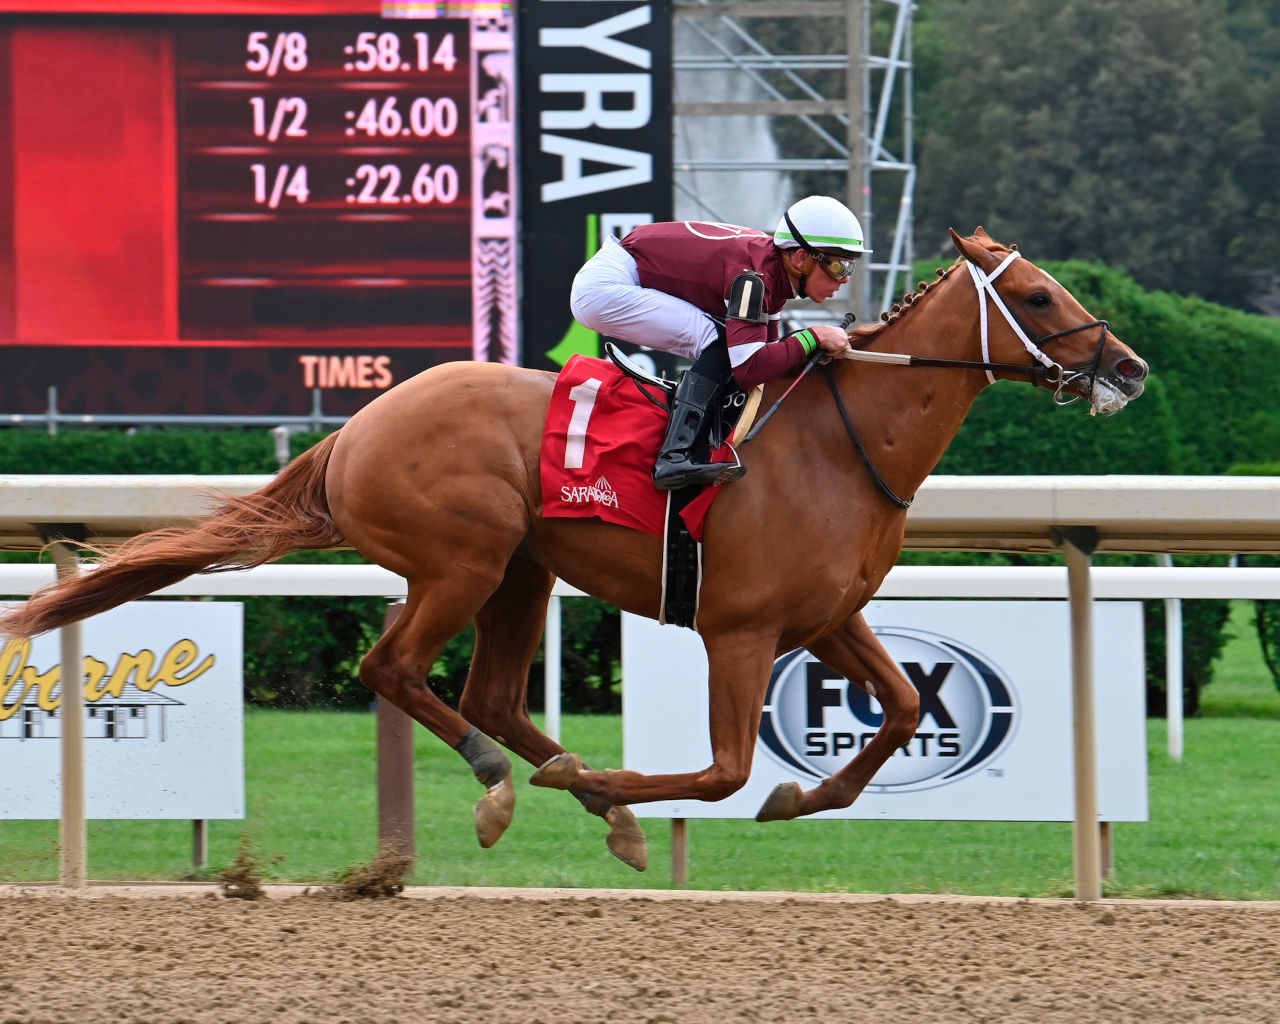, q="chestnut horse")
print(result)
[0,229,1147,872]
